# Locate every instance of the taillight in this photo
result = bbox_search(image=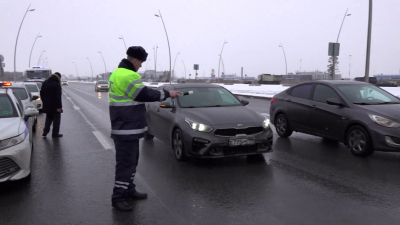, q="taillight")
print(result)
[271,98,276,104]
